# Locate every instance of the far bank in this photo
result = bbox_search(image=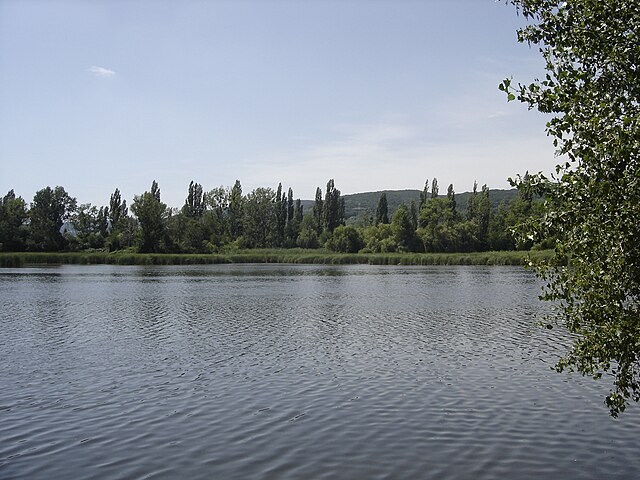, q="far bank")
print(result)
[0,249,553,268]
